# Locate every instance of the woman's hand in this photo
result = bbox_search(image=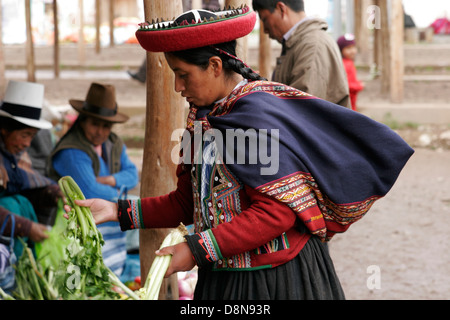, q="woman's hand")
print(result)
[64,198,118,224]
[29,222,49,242]
[156,242,196,277]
